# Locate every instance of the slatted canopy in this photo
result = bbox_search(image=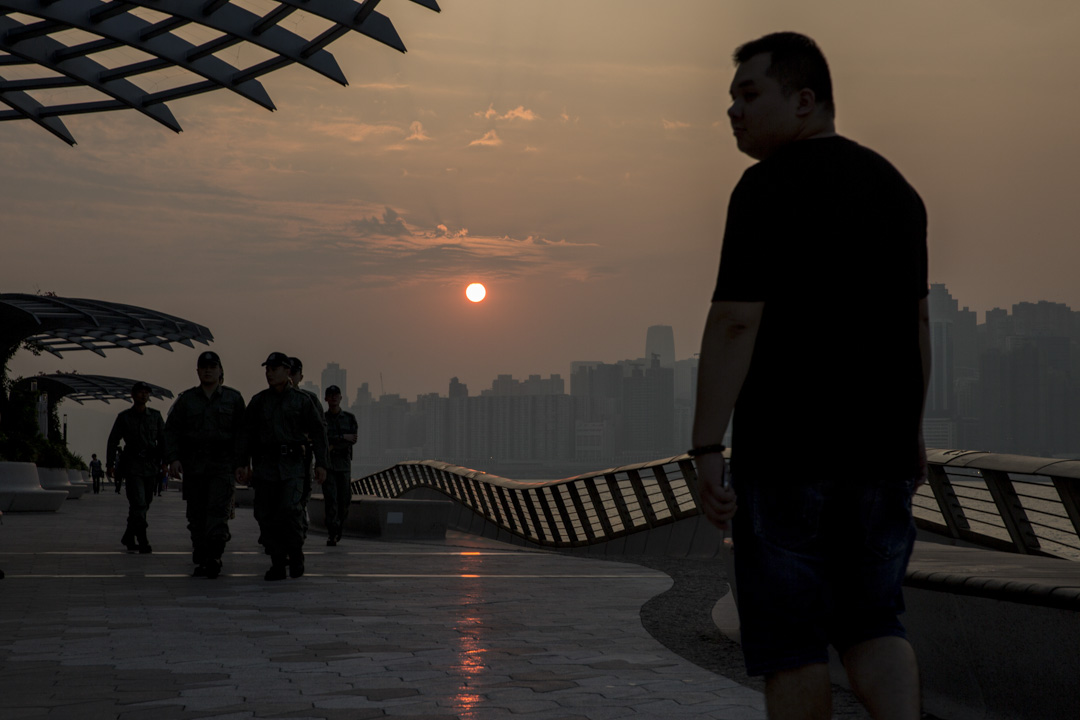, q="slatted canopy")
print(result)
[0,0,440,144]
[0,292,213,358]
[15,372,174,403]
